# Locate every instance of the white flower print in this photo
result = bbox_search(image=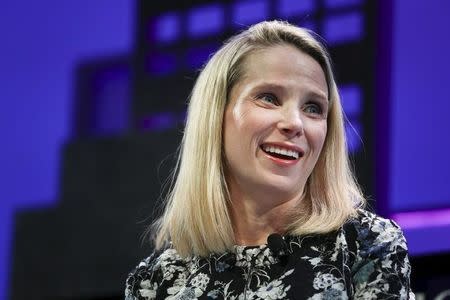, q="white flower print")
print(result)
[166,286,197,300]
[125,209,413,300]
[330,233,346,262]
[140,289,156,299]
[310,257,322,267]
[355,285,379,300]
[302,255,322,267]
[156,249,187,281]
[313,273,338,290]
[255,279,290,299]
[190,272,210,291]
[167,273,187,296]
[139,279,157,299]
[381,258,392,269]
[308,282,347,300]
